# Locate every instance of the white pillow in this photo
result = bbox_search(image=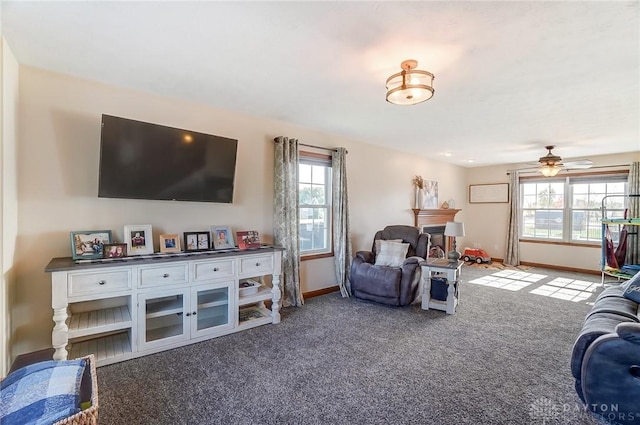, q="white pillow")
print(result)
[375,240,410,267]
[374,238,402,255]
